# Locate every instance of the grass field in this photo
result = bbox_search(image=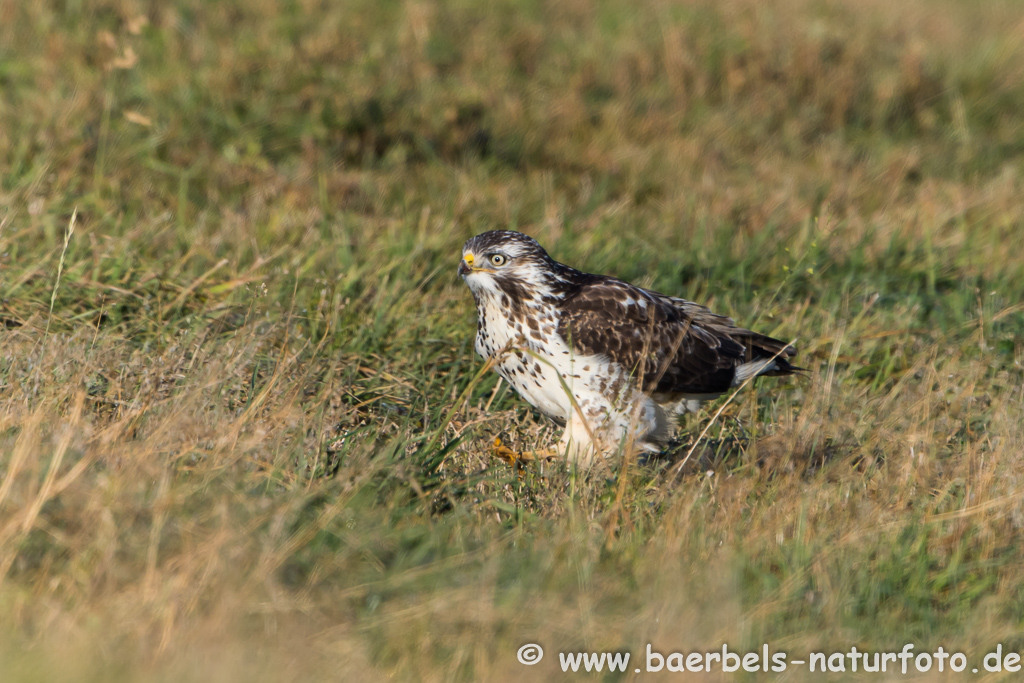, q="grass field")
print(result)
[2,0,1024,680]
